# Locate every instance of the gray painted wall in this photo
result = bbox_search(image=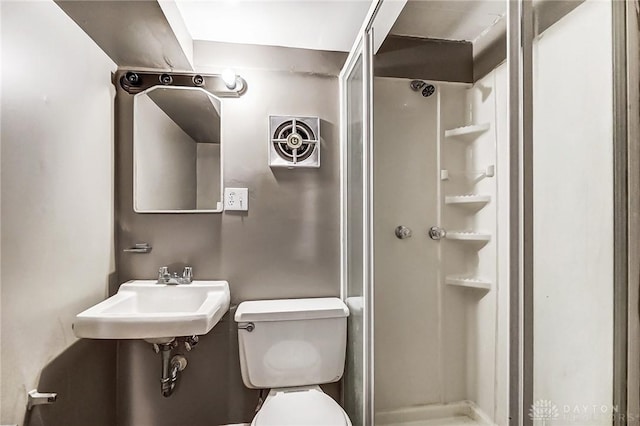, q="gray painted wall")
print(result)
[115,45,346,425]
[1,2,117,425]
[55,0,193,70]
